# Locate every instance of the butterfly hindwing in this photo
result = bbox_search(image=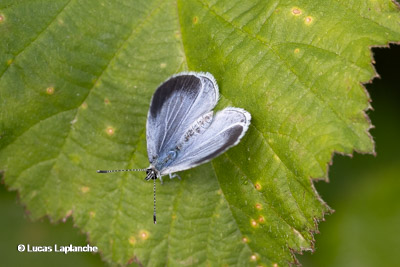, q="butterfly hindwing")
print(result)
[159,107,251,175]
